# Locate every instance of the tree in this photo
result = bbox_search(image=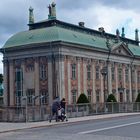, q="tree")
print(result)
[106,94,117,102]
[77,93,89,104]
[135,93,140,102]
[0,74,3,84]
